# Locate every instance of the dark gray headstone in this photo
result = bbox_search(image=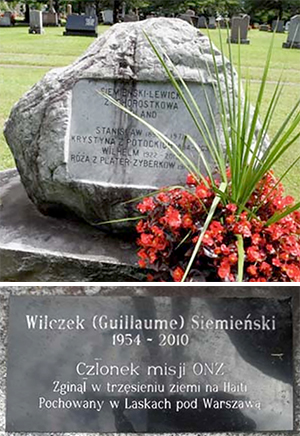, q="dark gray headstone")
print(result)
[123,12,139,22]
[6,295,293,432]
[197,16,207,28]
[283,15,300,49]
[0,11,12,27]
[64,15,98,37]
[229,15,250,44]
[272,19,285,33]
